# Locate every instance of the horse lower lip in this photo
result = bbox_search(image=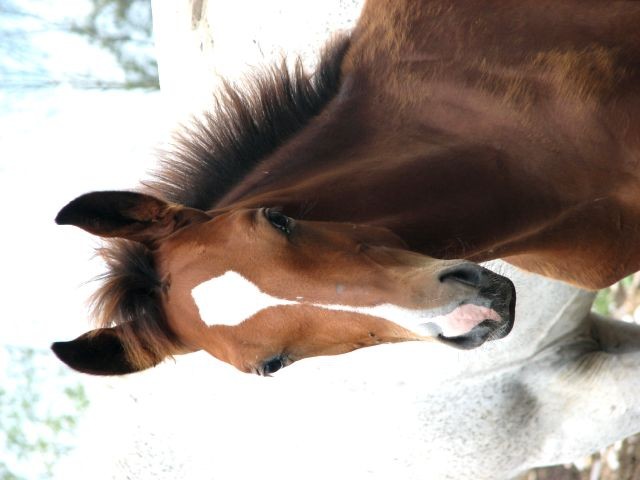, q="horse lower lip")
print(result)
[437,319,501,349]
